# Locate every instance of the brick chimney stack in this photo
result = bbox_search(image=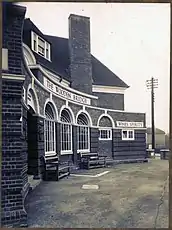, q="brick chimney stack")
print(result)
[68,14,92,95]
